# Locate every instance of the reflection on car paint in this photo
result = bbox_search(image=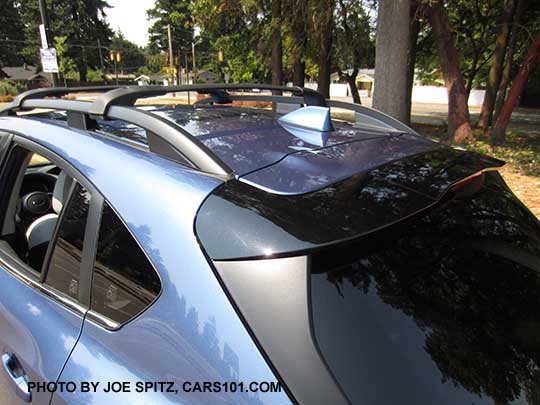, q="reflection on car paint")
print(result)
[196,151,504,260]
[311,172,540,404]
